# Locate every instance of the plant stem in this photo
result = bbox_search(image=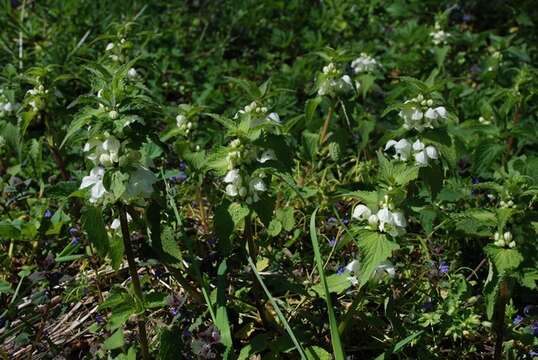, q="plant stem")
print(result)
[338,288,362,336]
[118,203,150,360]
[493,279,509,360]
[319,105,334,145]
